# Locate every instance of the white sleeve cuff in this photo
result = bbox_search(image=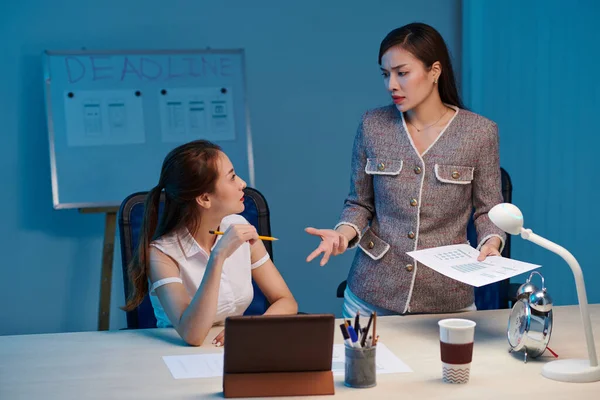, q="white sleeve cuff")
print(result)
[149,277,183,295]
[333,222,362,249]
[251,253,270,270]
